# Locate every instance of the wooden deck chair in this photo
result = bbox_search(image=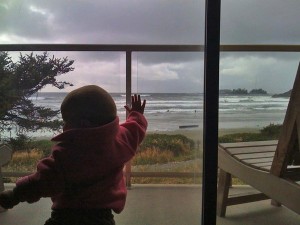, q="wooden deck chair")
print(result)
[217,62,300,217]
